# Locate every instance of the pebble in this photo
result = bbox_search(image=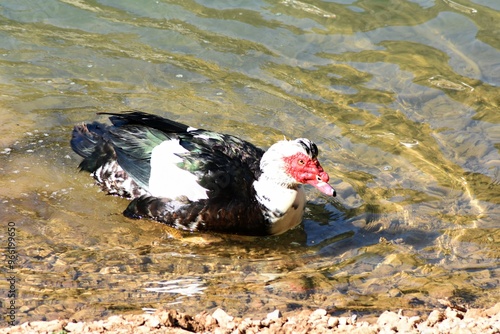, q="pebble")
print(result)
[328,316,339,327]
[267,309,282,320]
[145,314,161,328]
[65,321,85,332]
[1,303,499,334]
[310,308,327,318]
[378,310,400,327]
[18,306,30,313]
[212,308,233,328]
[426,310,445,326]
